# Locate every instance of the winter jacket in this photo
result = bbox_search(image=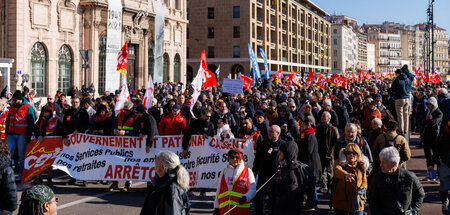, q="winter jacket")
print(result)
[0,154,17,214]
[335,135,373,173]
[391,73,412,100]
[316,123,340,160]
[211,111,236,132]
[61,107,90,138]
[276,105,300,141]
[213,162,257,209]
[158,113,186,136]
[369,168,425,215]
[140,172,190,215]
[5,99,36,142]
[136,112,158,147]
[182,118,215,150]
[332,149,369,213]
[437,124,450,166]
[275,140,303,214]
[297,132,322,183]
[253,138,284,177]
[372,131,411,165]
[334,105,349,132]
[89,113,114,136]
[265,109,279,125]
[254,119,270,140]
[215,124,235,140]
[362,108,381,130]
